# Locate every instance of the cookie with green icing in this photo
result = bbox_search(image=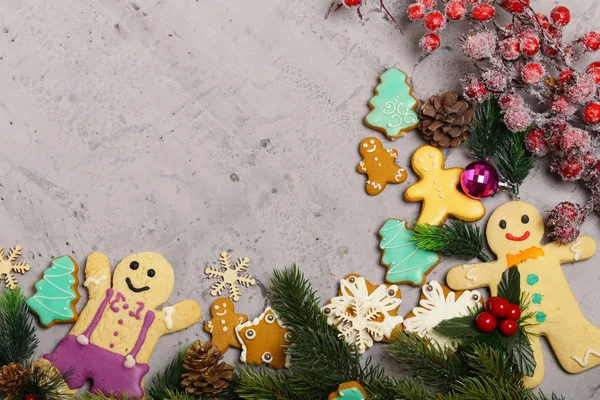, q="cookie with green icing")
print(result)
[328,381,367,400]
[365,68,419,140]
[27,255,80,328]
[378,219,440,286]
